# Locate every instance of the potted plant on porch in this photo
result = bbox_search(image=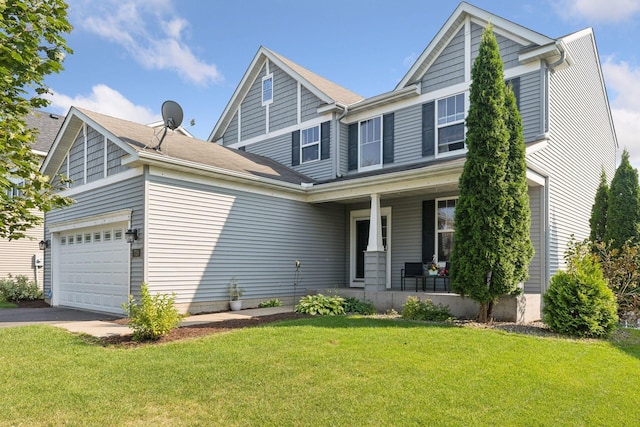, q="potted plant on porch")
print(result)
[227,277,245,311]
